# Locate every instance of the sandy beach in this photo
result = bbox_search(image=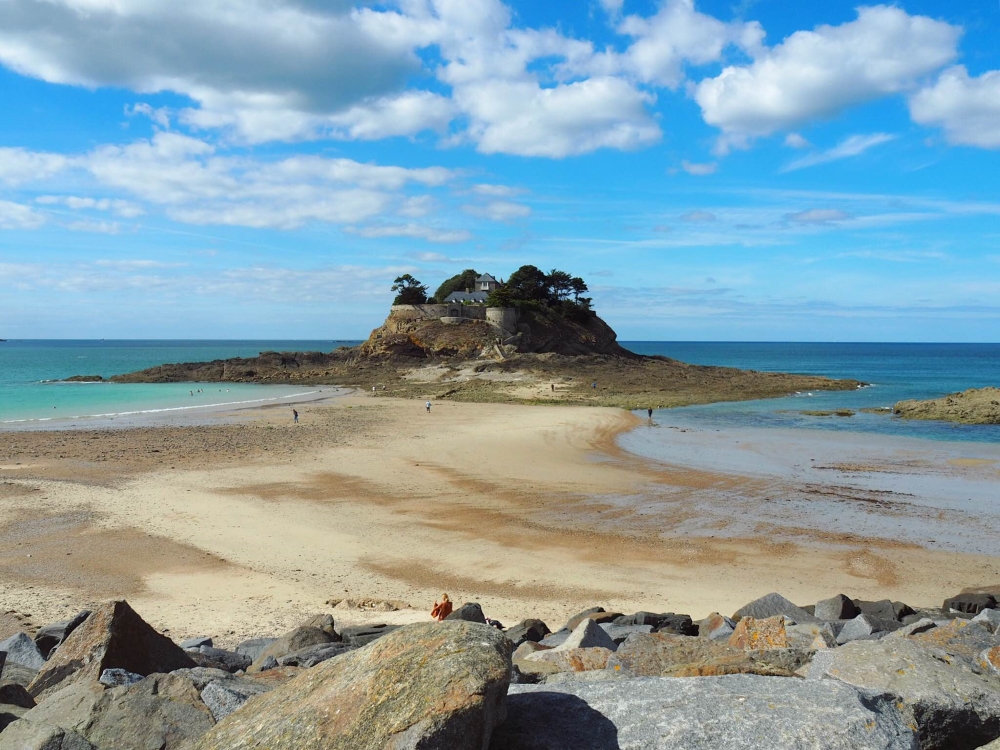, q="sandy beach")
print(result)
[2,393,999,645]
